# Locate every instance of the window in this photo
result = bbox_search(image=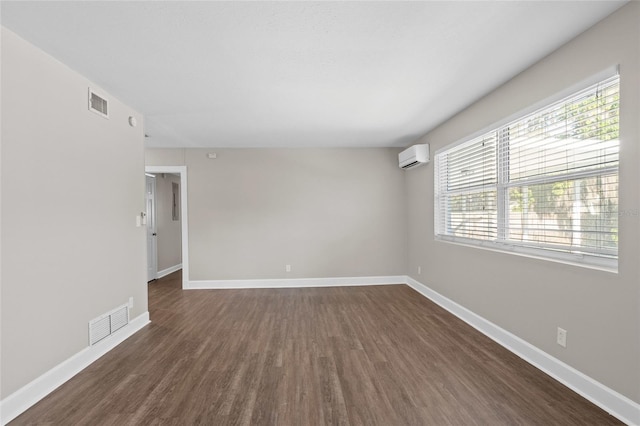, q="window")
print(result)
[435,74,620,271]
